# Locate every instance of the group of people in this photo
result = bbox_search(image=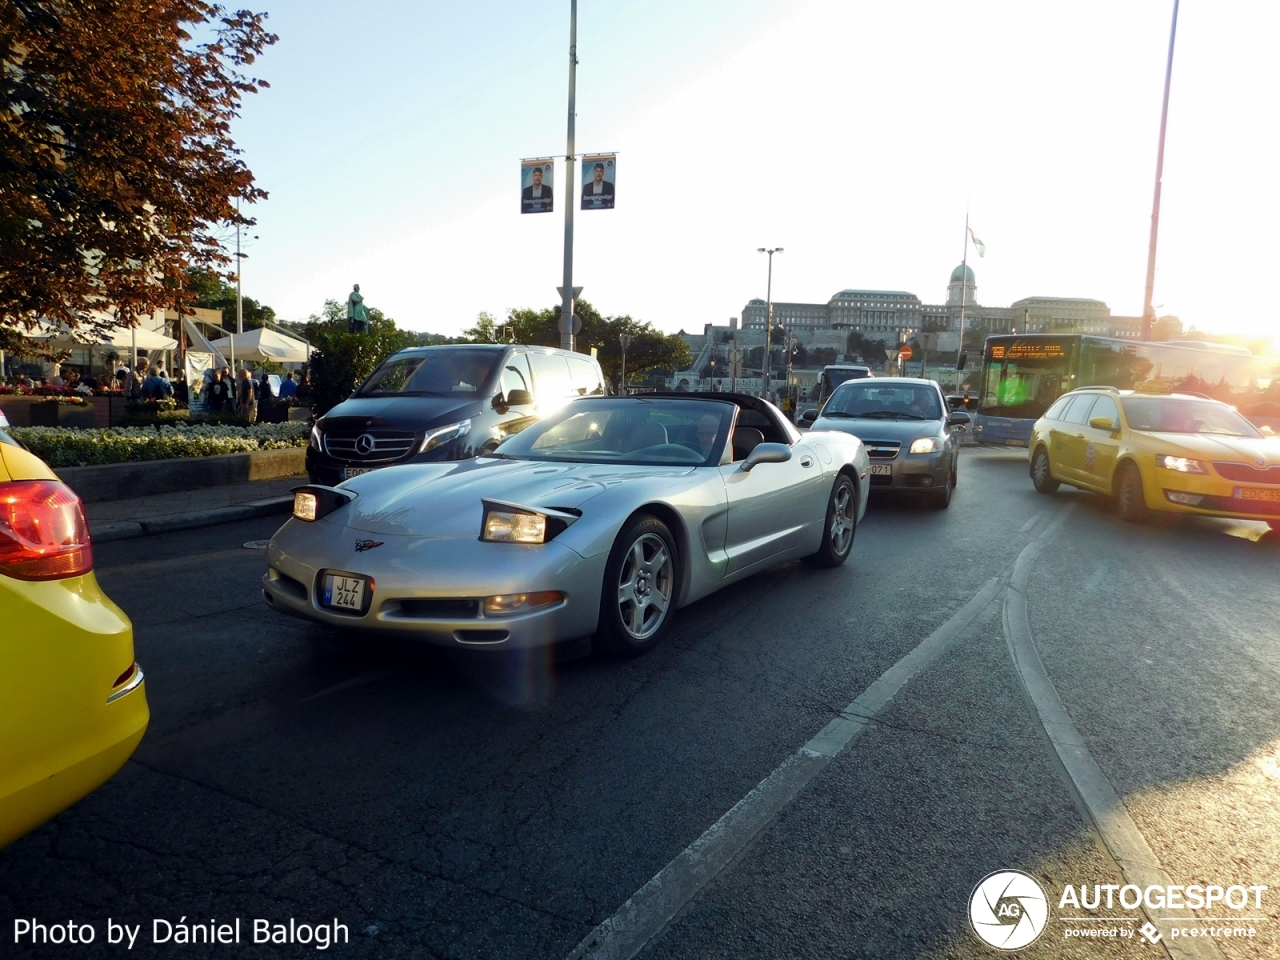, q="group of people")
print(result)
[202,366,305,422]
